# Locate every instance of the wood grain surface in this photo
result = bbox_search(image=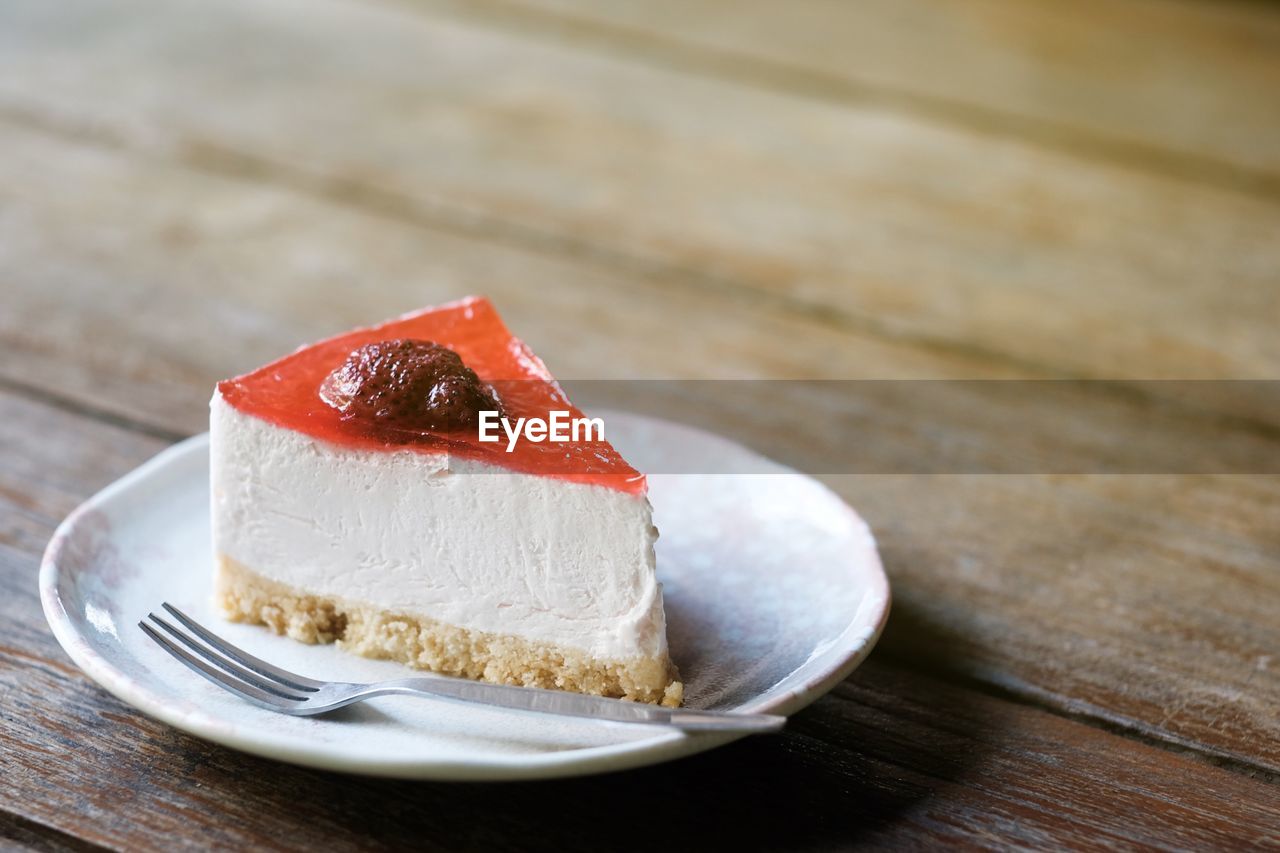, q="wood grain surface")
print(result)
[1,0,1278,385]
[1,0,1277,848]
[482,0,1280,184]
